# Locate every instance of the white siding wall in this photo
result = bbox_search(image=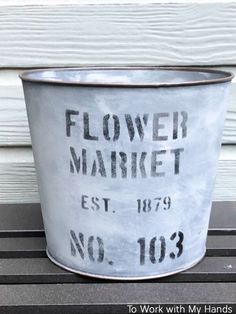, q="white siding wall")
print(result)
[0,1,236,203]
